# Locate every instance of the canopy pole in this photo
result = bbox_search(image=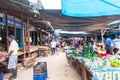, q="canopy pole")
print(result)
[27,18,30,57]
[37,29,39,46]
[40,30,42,45]
[5,12,9,52]
[101,28,107,51]
[13,16,16,40]
[33,31,35,45]
[21,16,25,59]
